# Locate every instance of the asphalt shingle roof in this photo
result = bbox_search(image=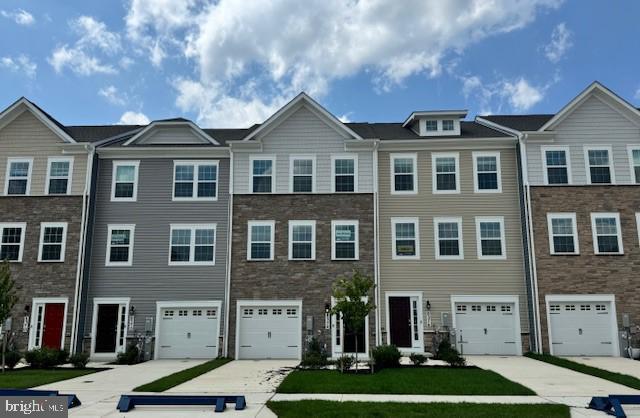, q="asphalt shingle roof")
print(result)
[346,121,510,139]
[480,114,554,132]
